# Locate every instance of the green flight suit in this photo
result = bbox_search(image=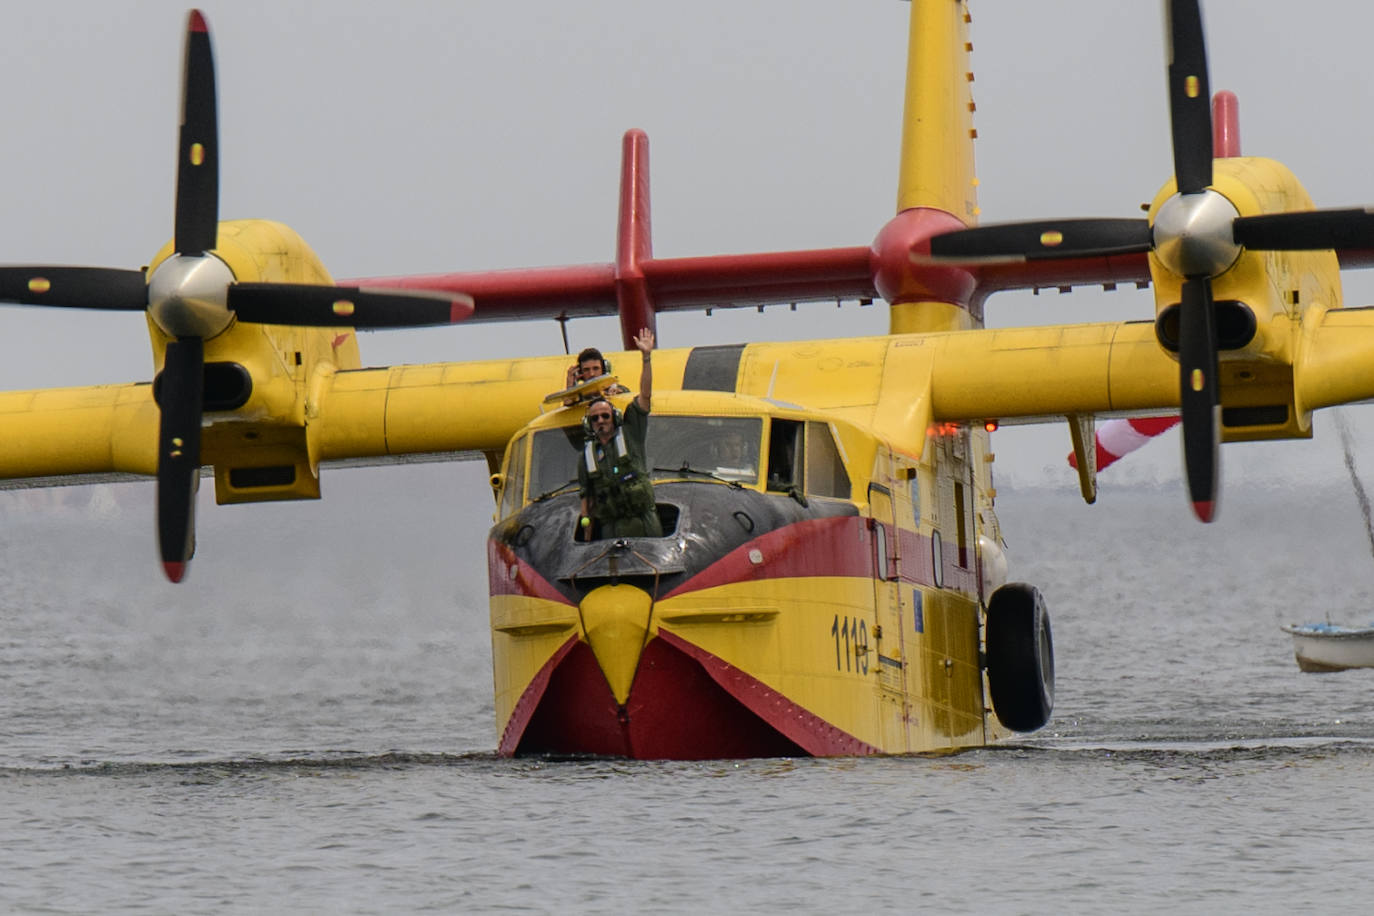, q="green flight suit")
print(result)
[578,400,662,538]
